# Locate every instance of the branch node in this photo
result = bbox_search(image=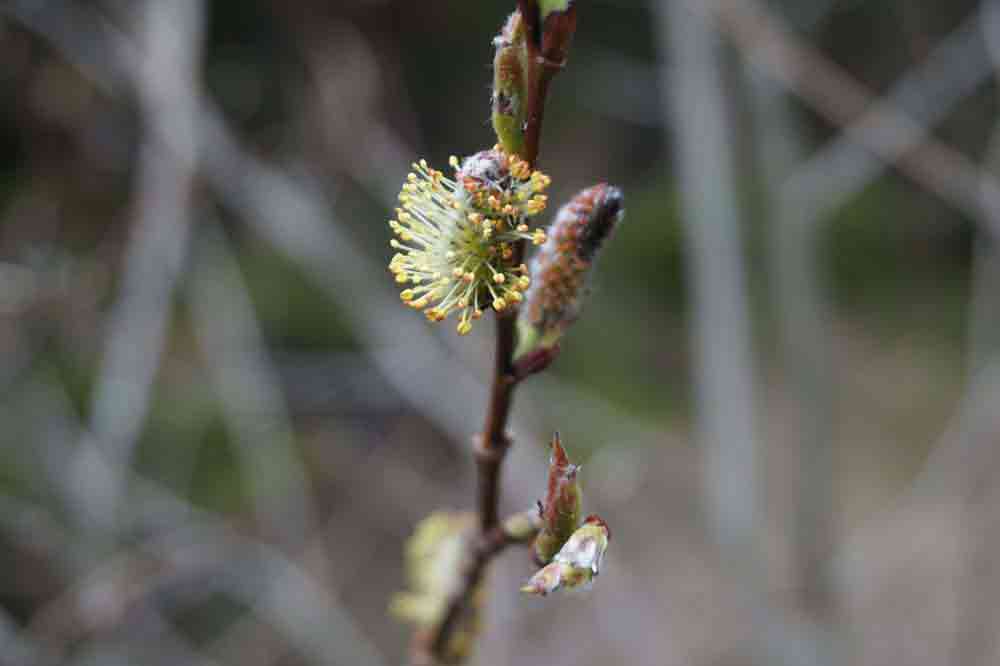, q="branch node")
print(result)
[474,433,511,462]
